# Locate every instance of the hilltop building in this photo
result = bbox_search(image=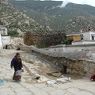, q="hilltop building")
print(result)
[0,25,10,48]
[68,31,95,45]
